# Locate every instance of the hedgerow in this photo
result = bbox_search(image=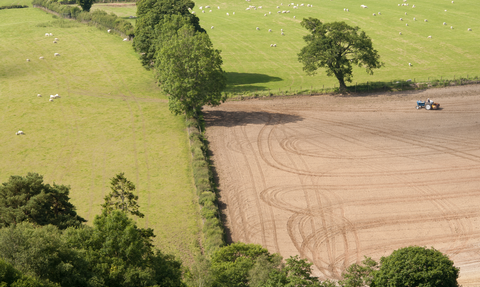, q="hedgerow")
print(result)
[0,4,28,9]
[186,116,225,256]
[32,0,134,38]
